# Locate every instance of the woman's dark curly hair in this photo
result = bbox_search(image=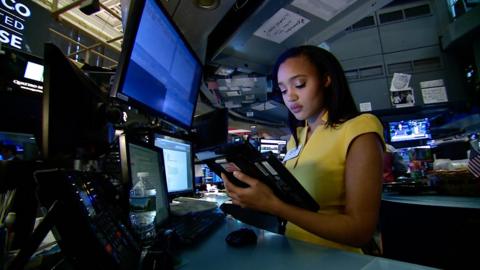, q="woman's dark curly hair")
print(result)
[271,45,358,146]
